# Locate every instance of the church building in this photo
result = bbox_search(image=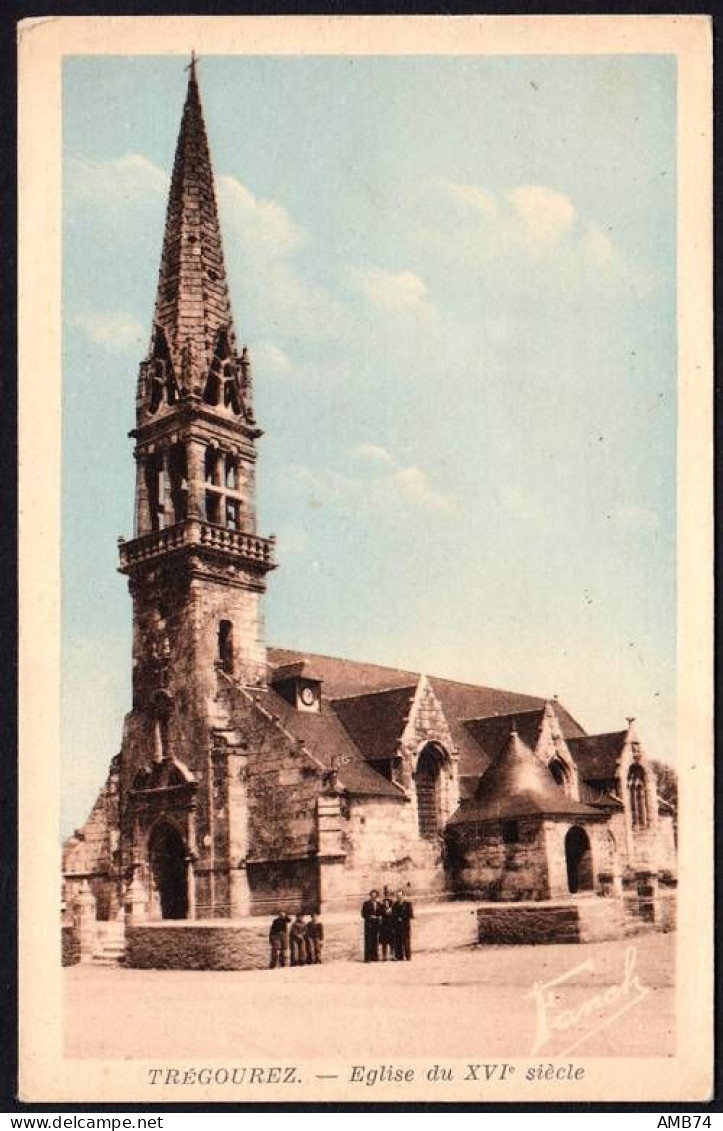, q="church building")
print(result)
[62,61,677,926]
